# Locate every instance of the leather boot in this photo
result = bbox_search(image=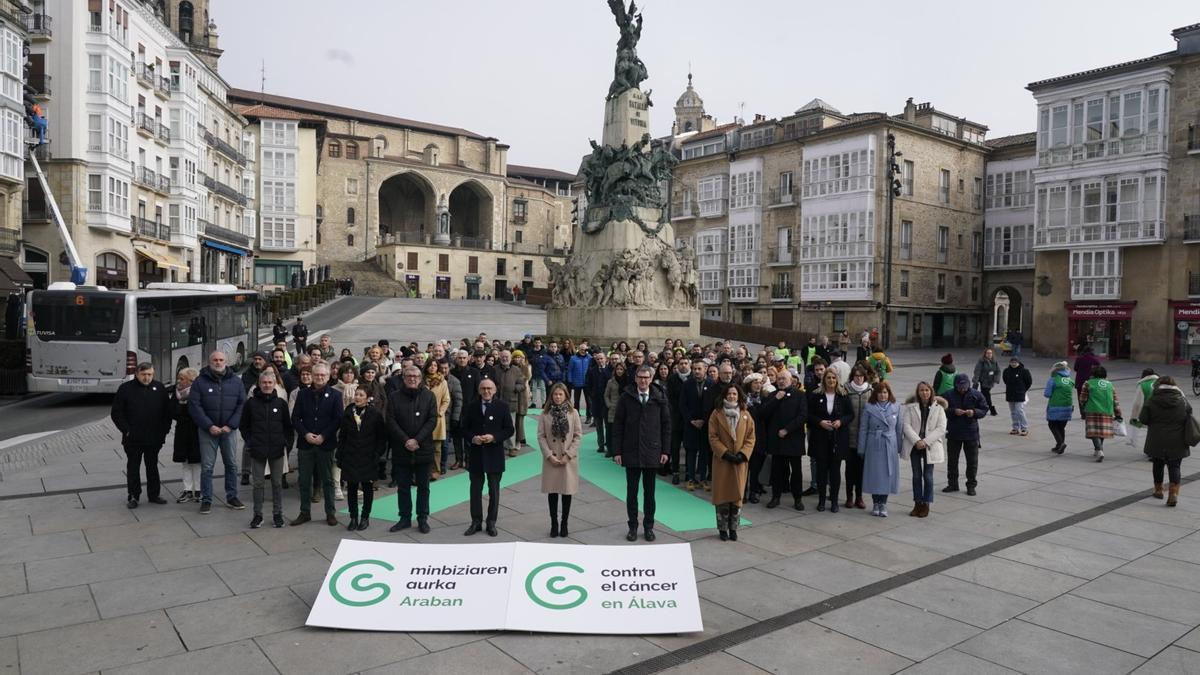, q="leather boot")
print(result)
[918,502,930,518]
[766,494,780,509]
[1152,483,1164,500]
[909,502,921,517]
[1167,483,1180,507]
